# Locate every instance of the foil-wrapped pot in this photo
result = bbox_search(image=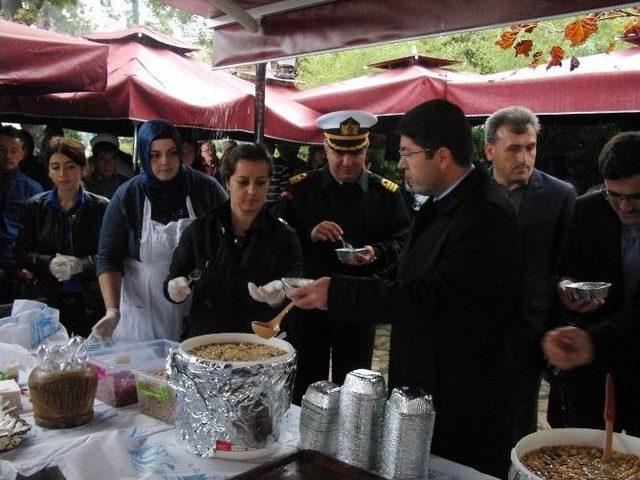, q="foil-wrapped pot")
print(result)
[336,369,387,470]
[377,387,435,480]
[299,380,341,455]
[167,333,296,459]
